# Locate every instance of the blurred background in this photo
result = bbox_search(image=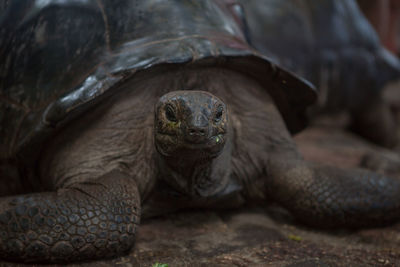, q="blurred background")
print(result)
[358,0,400,149]
[358,0,400,55]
